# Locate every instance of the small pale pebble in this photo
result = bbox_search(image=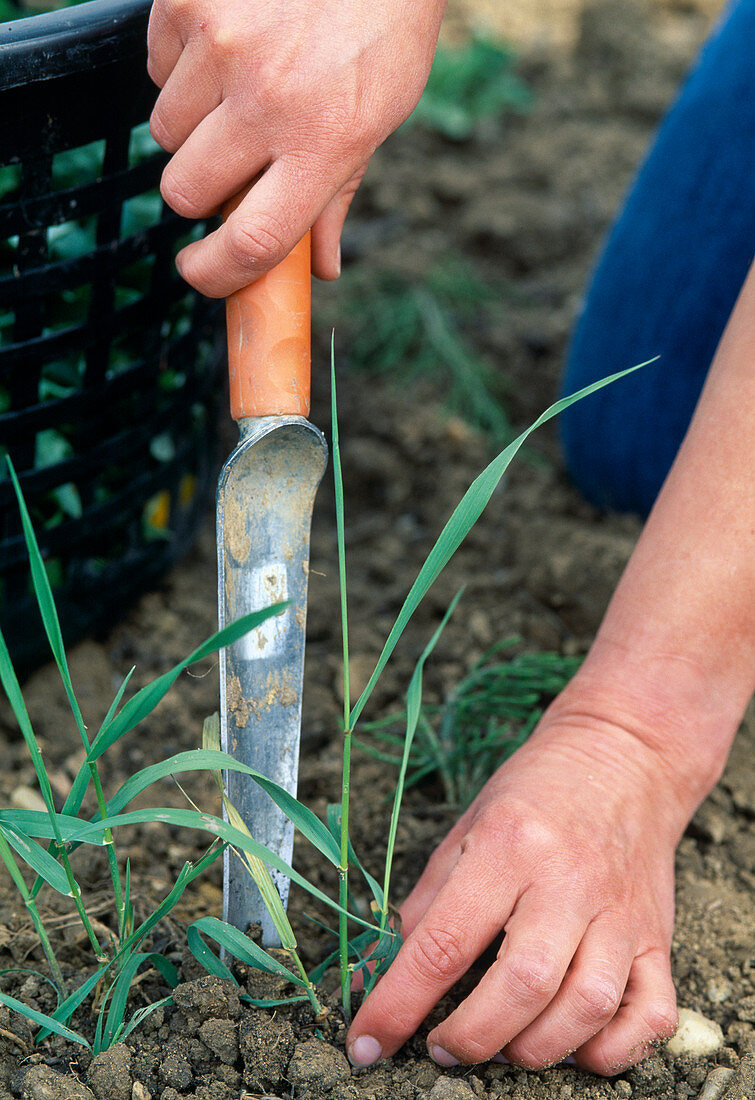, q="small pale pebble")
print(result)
[667,1008,725,1057]
[131,1084,151,1100]
[696,1066,734,1100]
[614,1081,632,1098]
